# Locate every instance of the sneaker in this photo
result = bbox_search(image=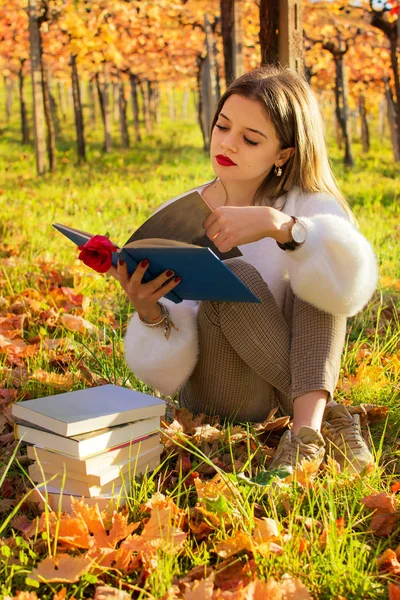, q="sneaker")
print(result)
[321,404,374,474]
[268,426,326,476]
